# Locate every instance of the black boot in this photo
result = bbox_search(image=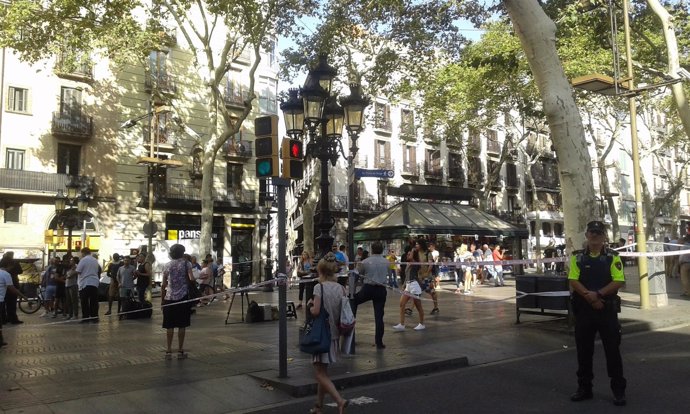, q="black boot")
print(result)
[570,388,593,402]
